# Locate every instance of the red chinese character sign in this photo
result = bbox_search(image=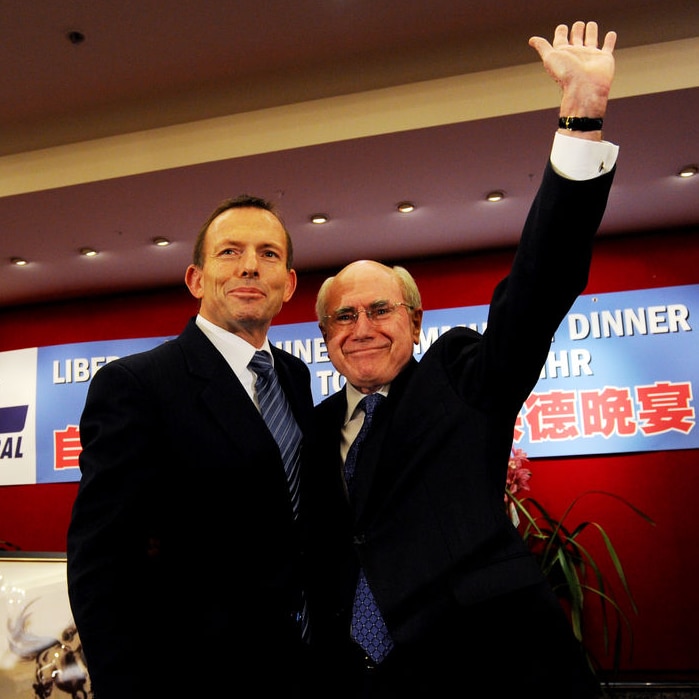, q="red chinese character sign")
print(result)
[412,284,698,457]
